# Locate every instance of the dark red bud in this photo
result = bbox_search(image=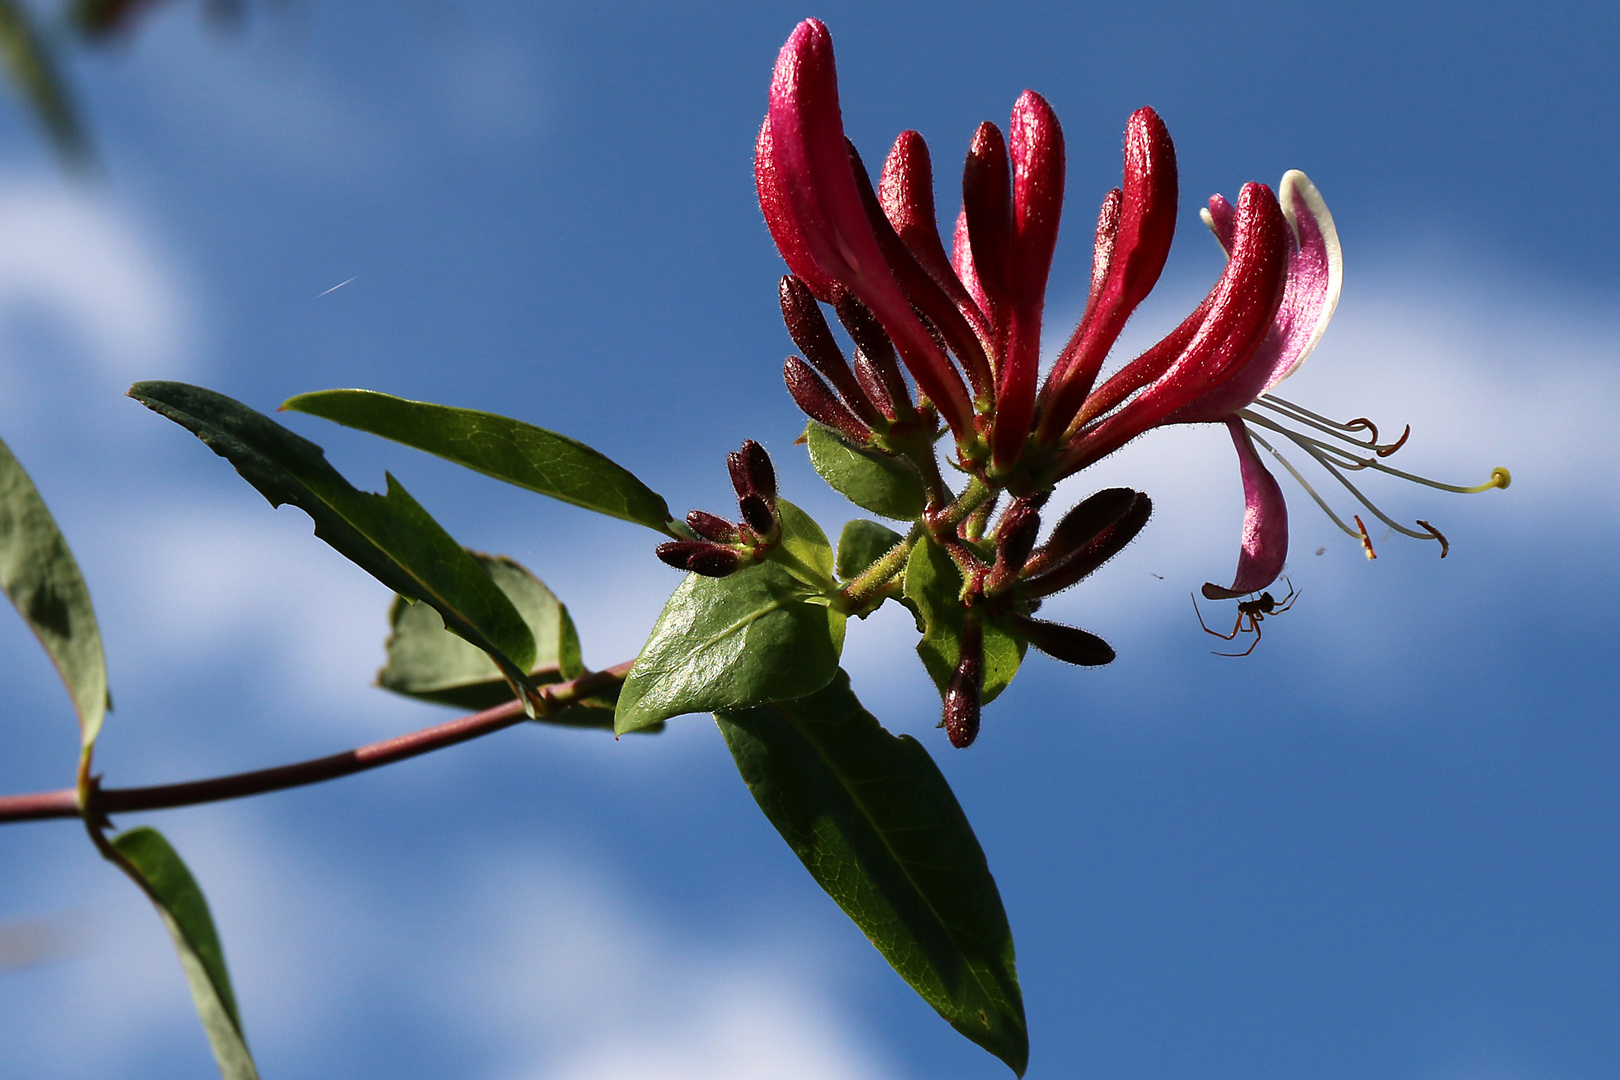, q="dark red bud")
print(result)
[686,510,738,543]
[779,276,879,423]
[785,357,873,443]
[943,617,984,748]
[656,541,741,577]
[687,546,743,577]
[727,440,777,502]
[738,493,776,537]
[961,121,1014,322]
[1010,614,1115,666]
[1021,489,1152,597]
[853,353,897,419]
[835,293,914,420]
[995,499,1043,577]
